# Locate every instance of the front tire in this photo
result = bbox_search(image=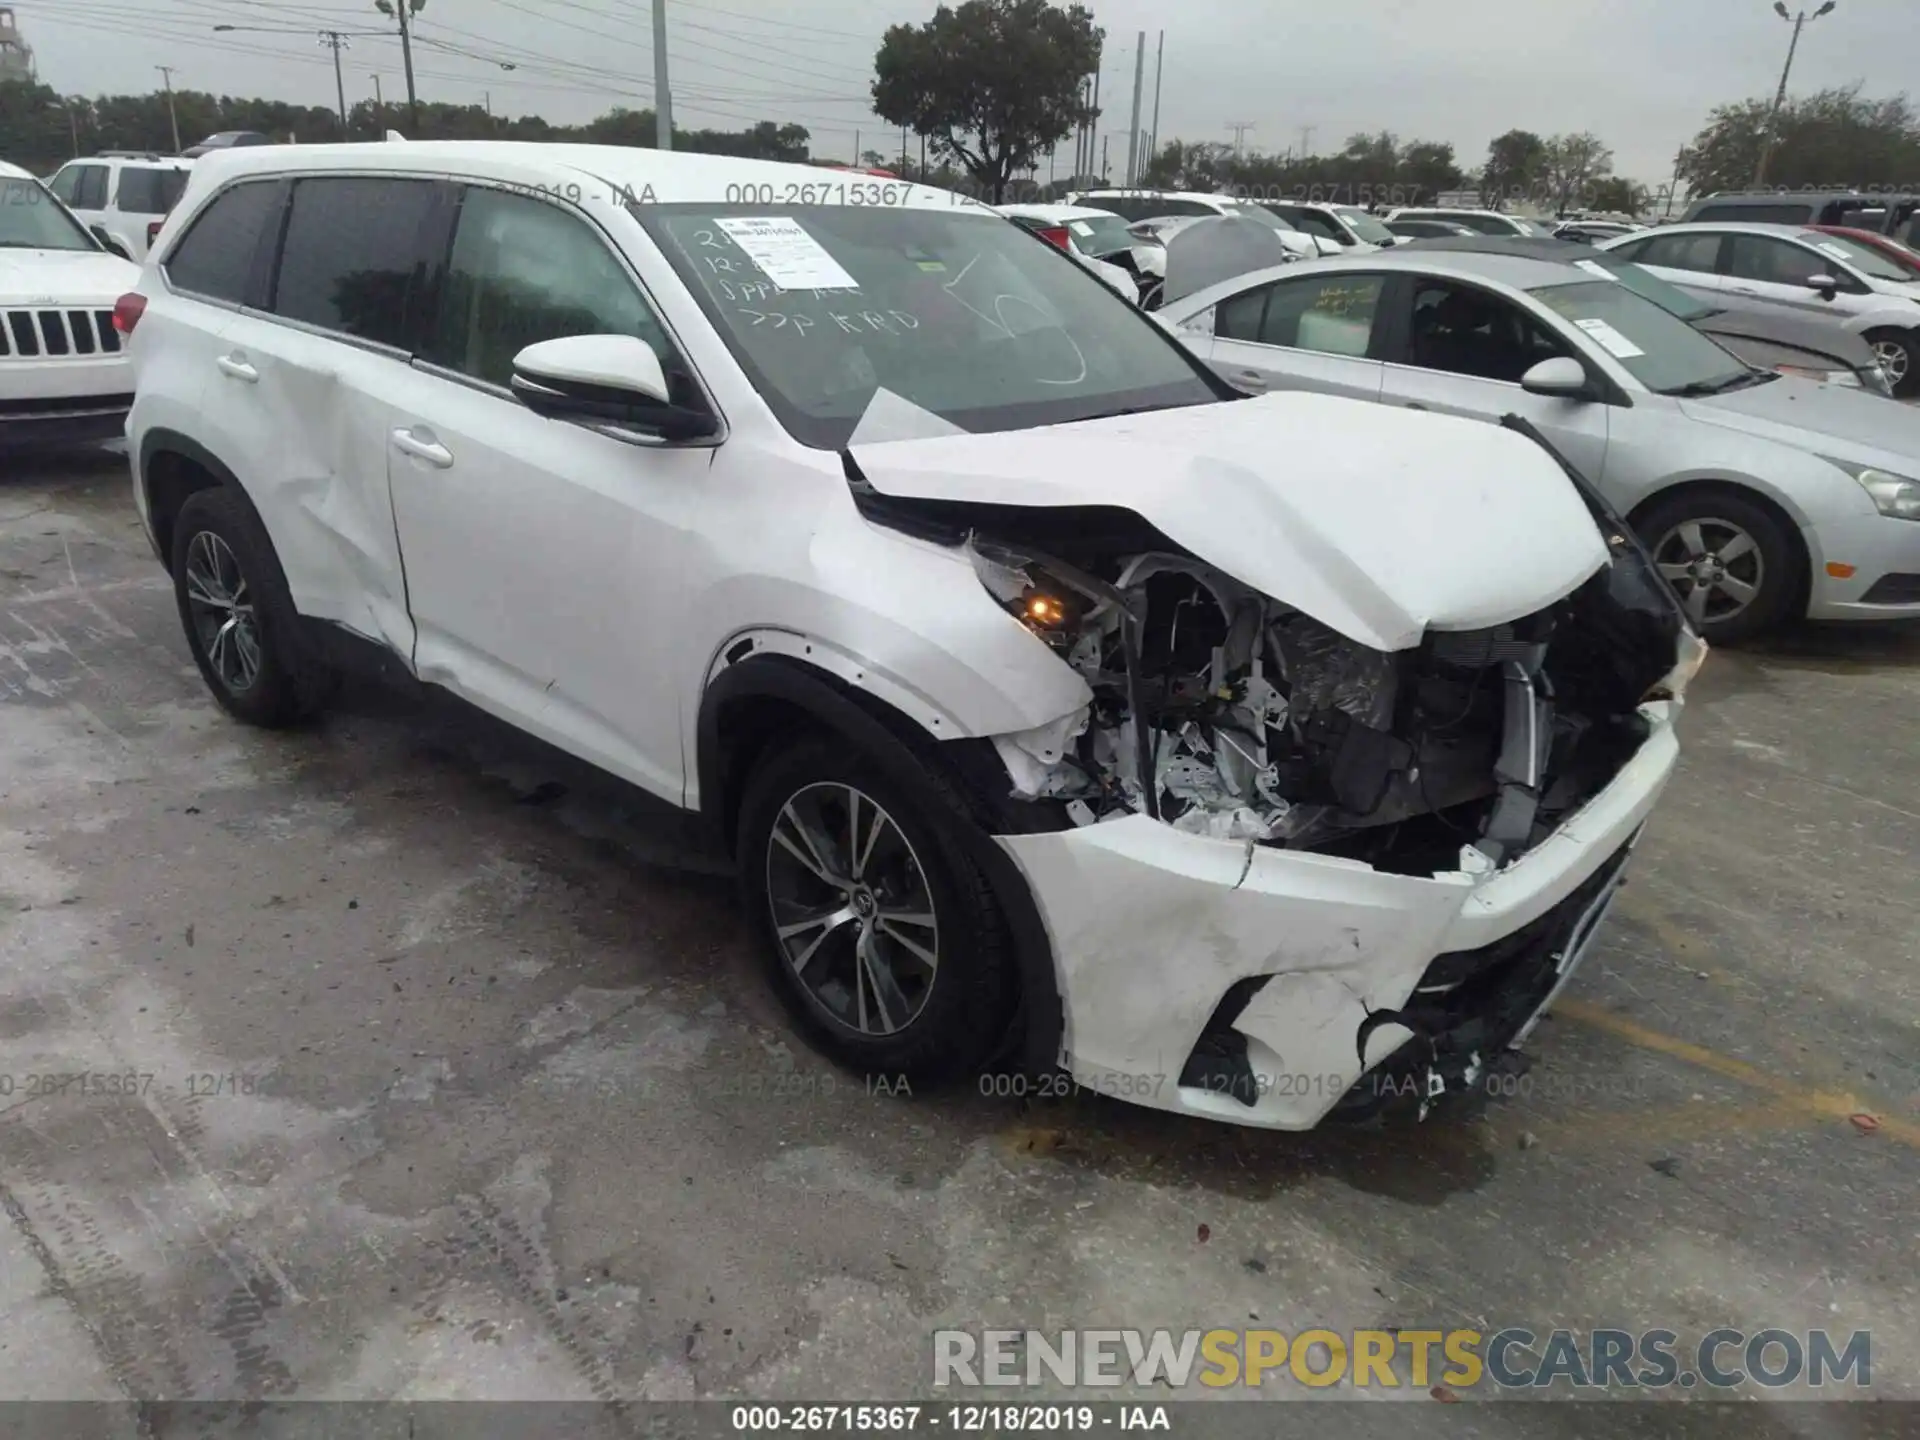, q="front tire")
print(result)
[171,487,335,727]
[736,737,1017,1084]
[1867,329,1919,399]
[1637,488,1802,645]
